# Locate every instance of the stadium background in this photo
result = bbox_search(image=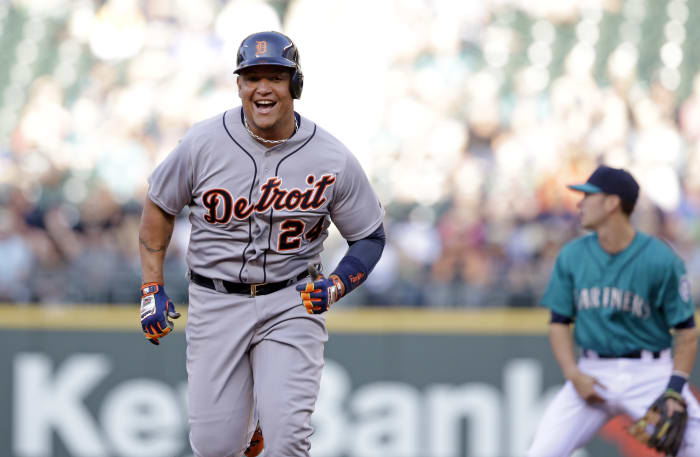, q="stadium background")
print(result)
[0,0,699,456]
